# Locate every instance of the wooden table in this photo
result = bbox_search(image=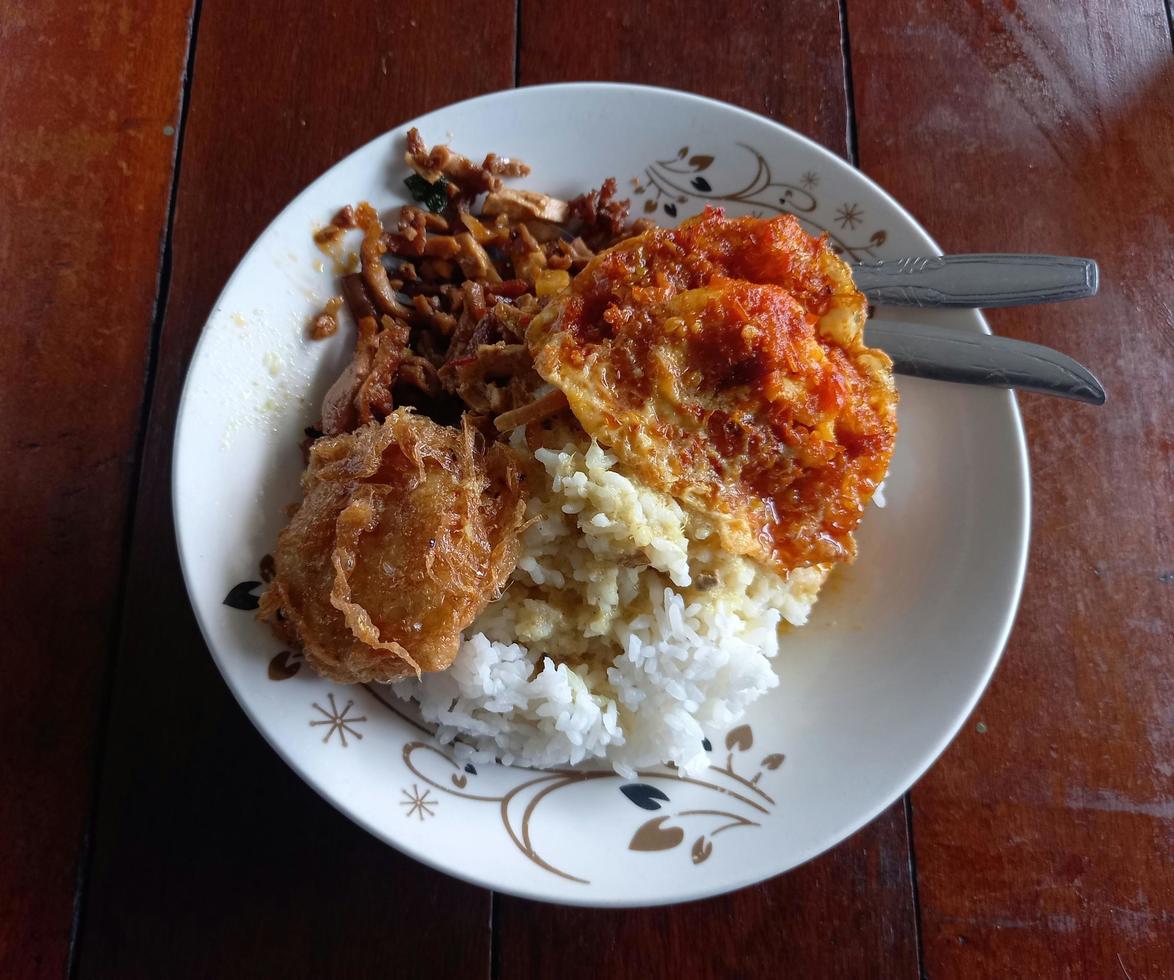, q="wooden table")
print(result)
[3,2,1171,976]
